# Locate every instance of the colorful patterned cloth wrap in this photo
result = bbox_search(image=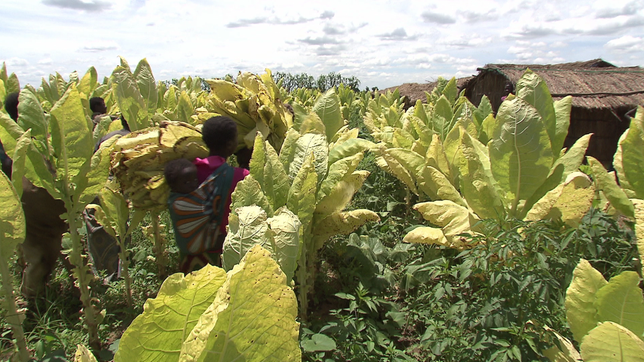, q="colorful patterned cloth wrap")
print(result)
[167,162,234,273]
